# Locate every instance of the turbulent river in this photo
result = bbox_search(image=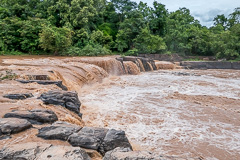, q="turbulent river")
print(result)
[80,69,240,160]
[1,56,240,159]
